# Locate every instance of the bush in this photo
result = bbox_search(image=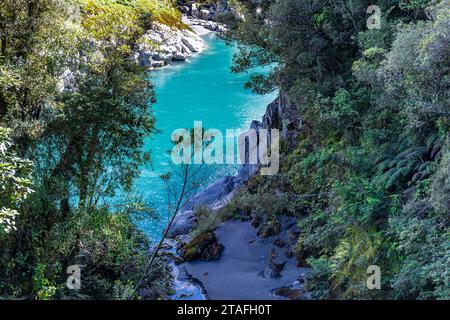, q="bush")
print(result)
[0,205,173,300]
